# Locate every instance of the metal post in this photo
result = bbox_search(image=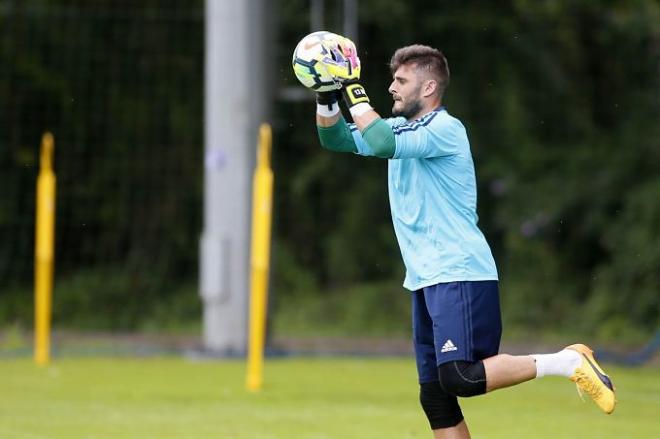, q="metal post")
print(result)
[201,0,250,354]
[34,132,56,366]
[343,0,358,46]
[246,124,274,392]
[311,0,324,31]
[201,0,269,354]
